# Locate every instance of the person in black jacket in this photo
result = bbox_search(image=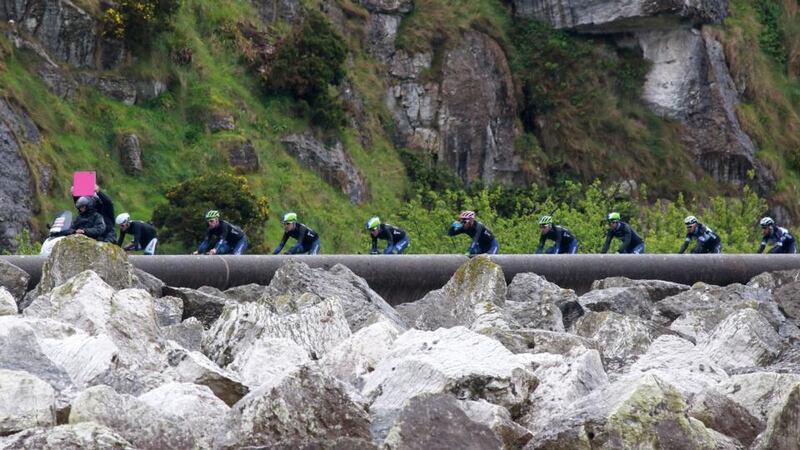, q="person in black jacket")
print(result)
[72,184,116,243]
[535,215,579,254]
[53,196,107,240]
[115,213,158,255]
[679,215,722,254]
[600,212,645,254]
[757,217,796,254]
[365,216,409,254]
[193,210,248,255]
[273,212,320,255]
[447,210,499,255]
